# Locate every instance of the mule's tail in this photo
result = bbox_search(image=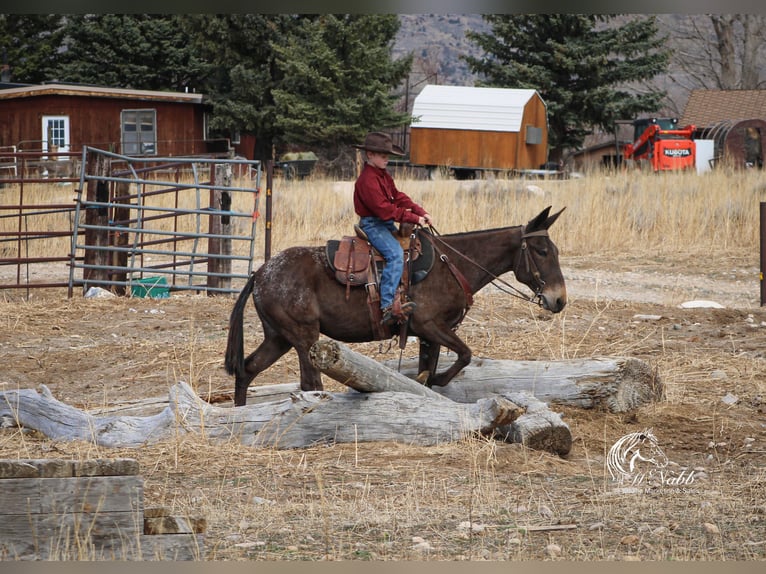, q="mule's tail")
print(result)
[225,272,257,378]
